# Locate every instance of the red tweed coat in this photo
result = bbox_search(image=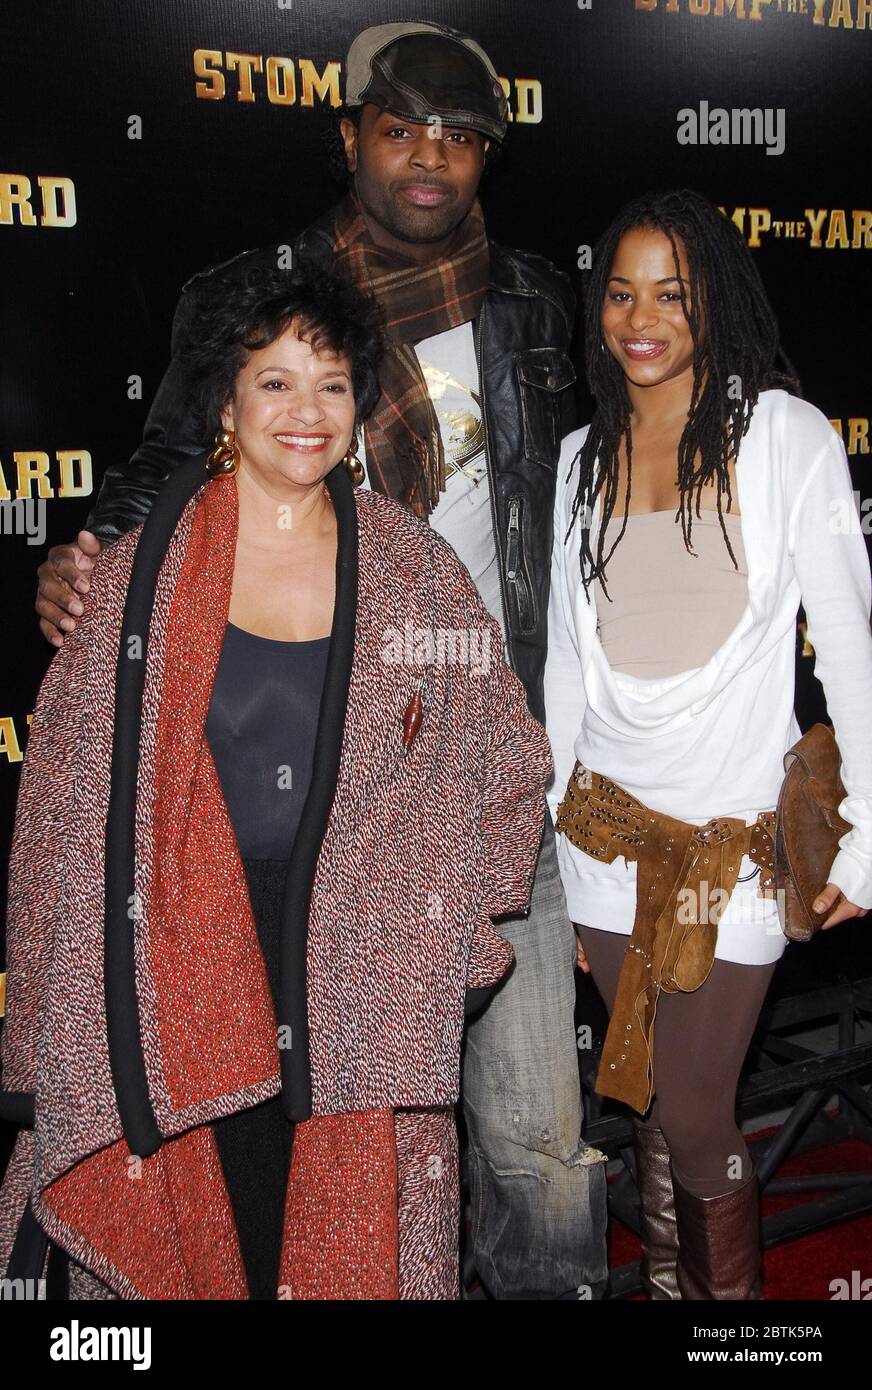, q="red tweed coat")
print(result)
[0,462,553,1299]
